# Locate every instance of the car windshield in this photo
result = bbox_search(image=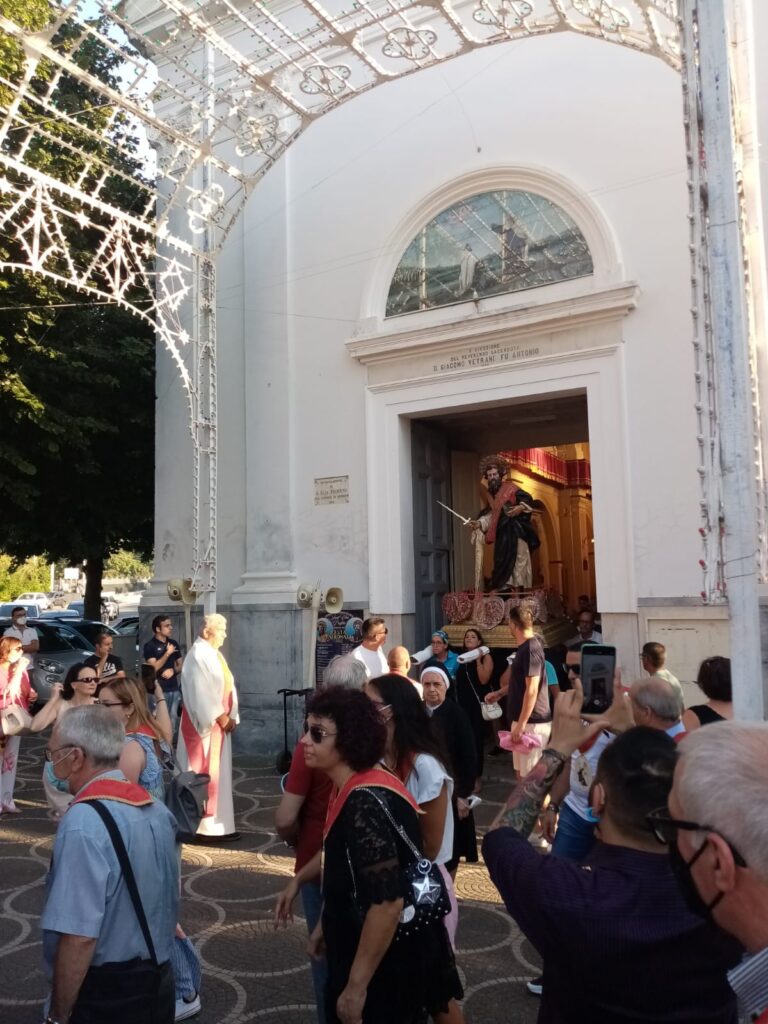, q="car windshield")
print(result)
[36,624,86,652]
[67,621,117,645]
[0,602,38,616]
